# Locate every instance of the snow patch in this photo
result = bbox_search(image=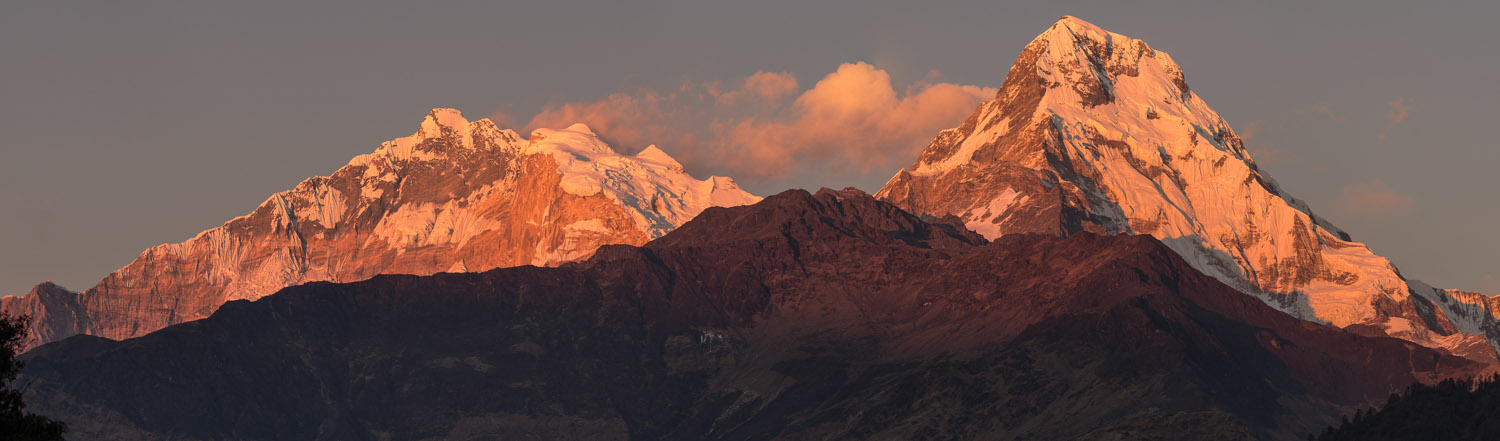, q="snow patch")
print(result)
[563,219,611,234]
[371,196,505,249]
[525,125,761,238]
[963,189,1027,240]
